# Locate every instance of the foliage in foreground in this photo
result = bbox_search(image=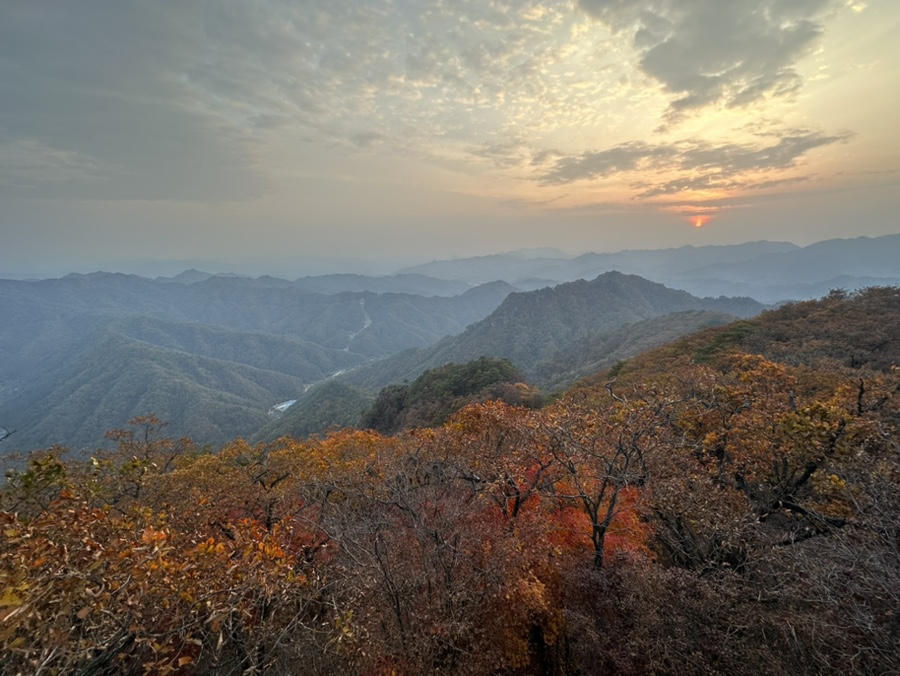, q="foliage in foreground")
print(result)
[2,289,900,675]
[361,356,541,435]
